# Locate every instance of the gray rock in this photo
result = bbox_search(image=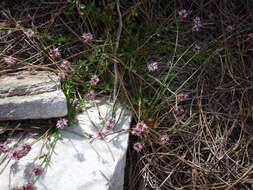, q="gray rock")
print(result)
[0,71,67,120]
[0,99,132,190]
